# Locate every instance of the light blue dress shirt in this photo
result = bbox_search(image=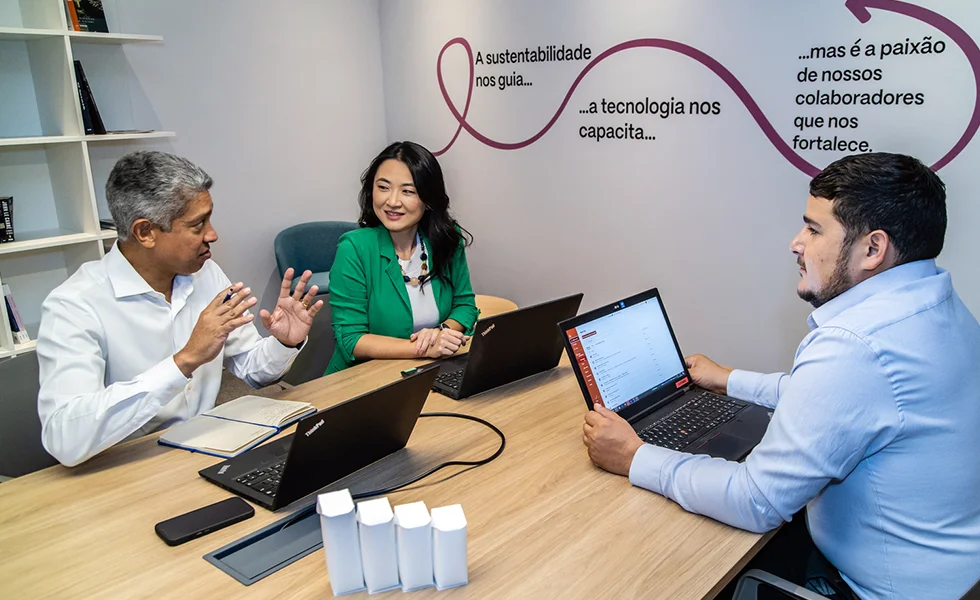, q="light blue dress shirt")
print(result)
[629,260,980,599]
